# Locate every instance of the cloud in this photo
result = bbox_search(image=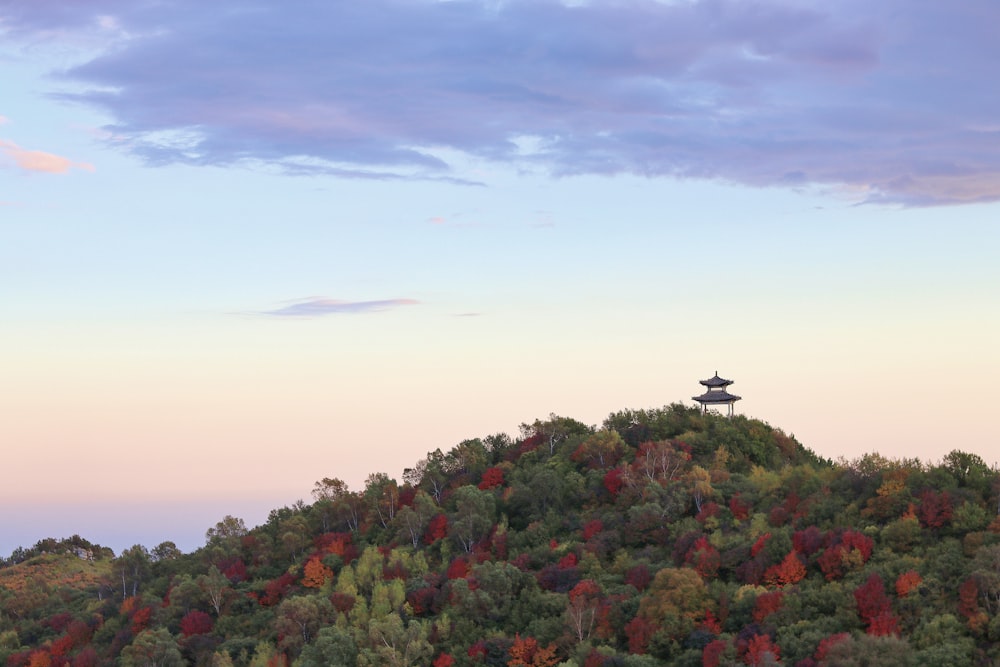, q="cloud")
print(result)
[0,140,95,174]
[262,298,419,317]
[6,0,1000,204]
